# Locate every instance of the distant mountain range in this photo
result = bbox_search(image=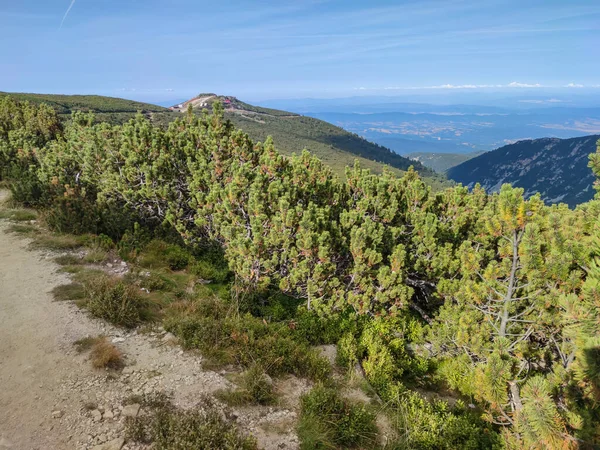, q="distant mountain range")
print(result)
[447,135,600,207]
